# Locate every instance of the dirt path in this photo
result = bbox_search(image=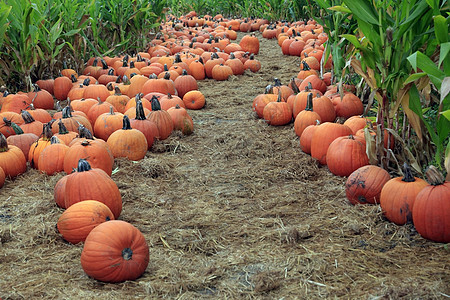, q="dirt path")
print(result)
[0,32,449,299]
